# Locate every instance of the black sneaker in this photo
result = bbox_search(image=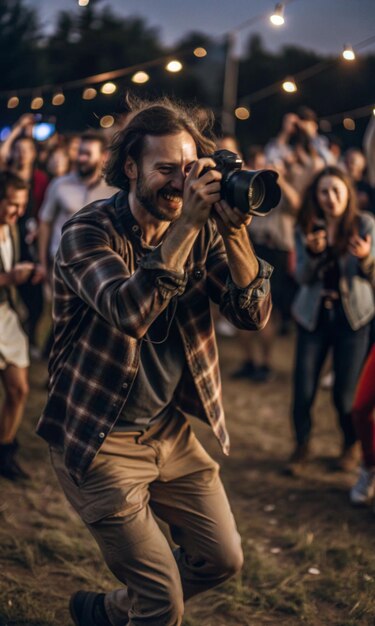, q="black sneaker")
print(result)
[0,457,30,481]
[249,365,272,383]
[231,361,257,379]
[0,441,30,481]
[284,443,310,476]
[70,591,111,626]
